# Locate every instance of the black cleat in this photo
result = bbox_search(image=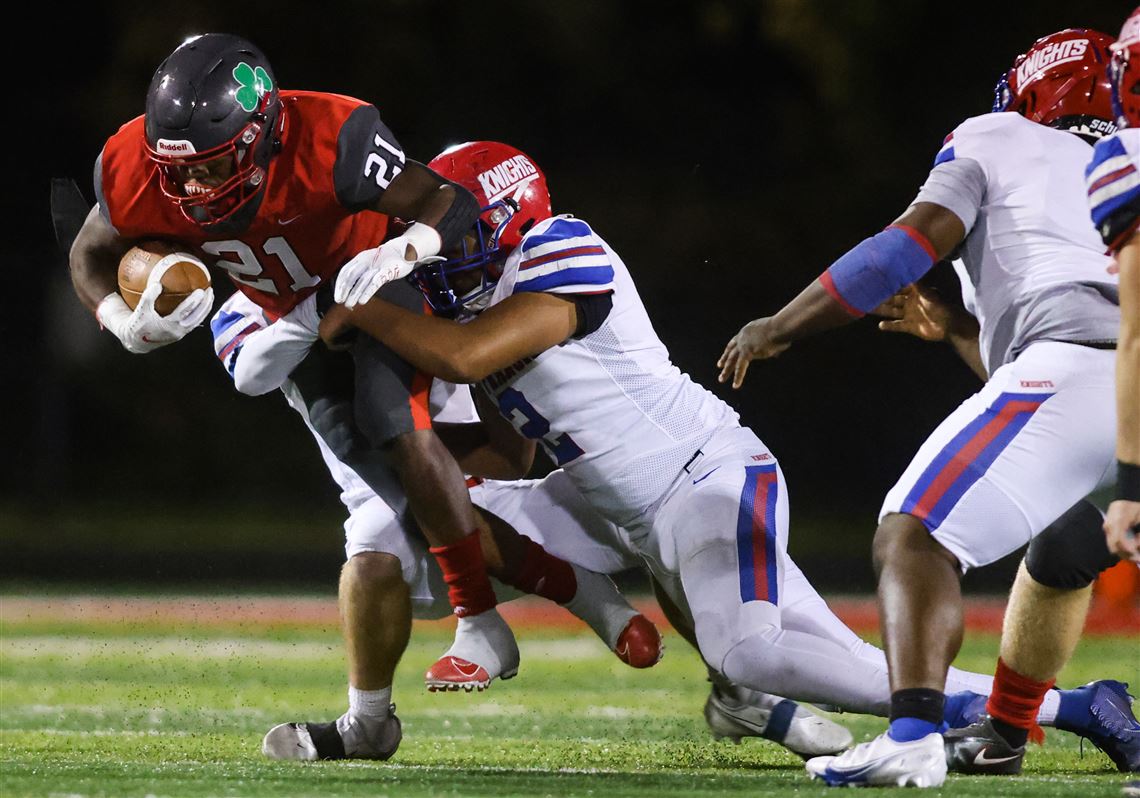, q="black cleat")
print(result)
[261,707,402,761]
[944,715,1026,775]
